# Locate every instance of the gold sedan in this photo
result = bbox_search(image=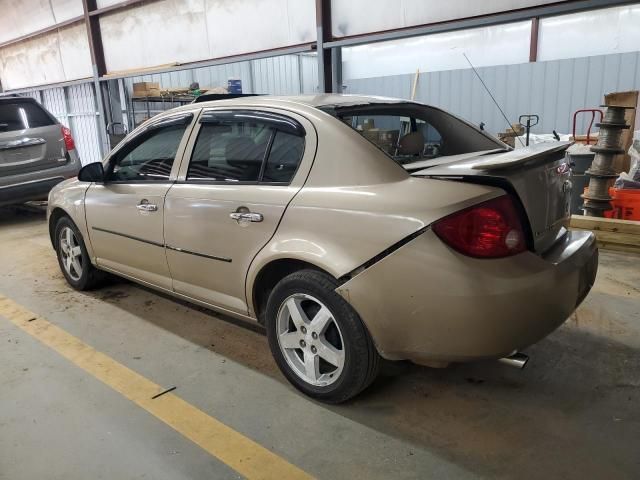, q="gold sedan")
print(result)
[48,95,598,403]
